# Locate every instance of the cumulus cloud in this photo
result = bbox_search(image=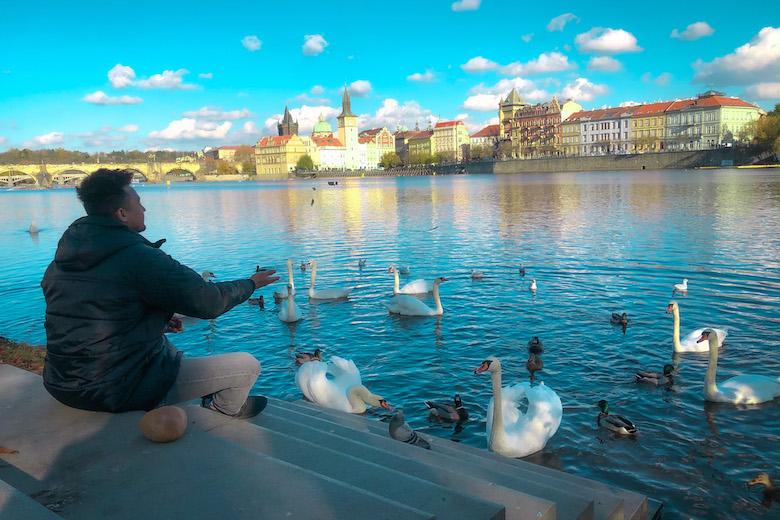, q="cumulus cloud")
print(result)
[464,77,552,111]
[521,33,534,43]
[587,56,622,72]
[303,34,328,56]
[407,70,436,82]
[745,82,780,100]
[198,72,213,79]
[108,64,136,88]
[83,90,143,105]
[349,79,372,97]
[501,52,575,75]
[149,119,232,140]
[182,106,252,120]
[263,105,340,134]
[641,72,672,86]
[119,124,139,133]
[451,0,480,12]
[671,22,714,41]
[619,101,641,107]
[693,26,780,85]
[358,99,436,131]
[463,94,504,111]
[108,64,196,90]
[0,136,7,145]
[575,28,642,54]
[242,35,262,52]
[311,85,325,95]
[547,13,579,32]
[462,56,499,73]
[27,132,64,147]
[560,77,609,101]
